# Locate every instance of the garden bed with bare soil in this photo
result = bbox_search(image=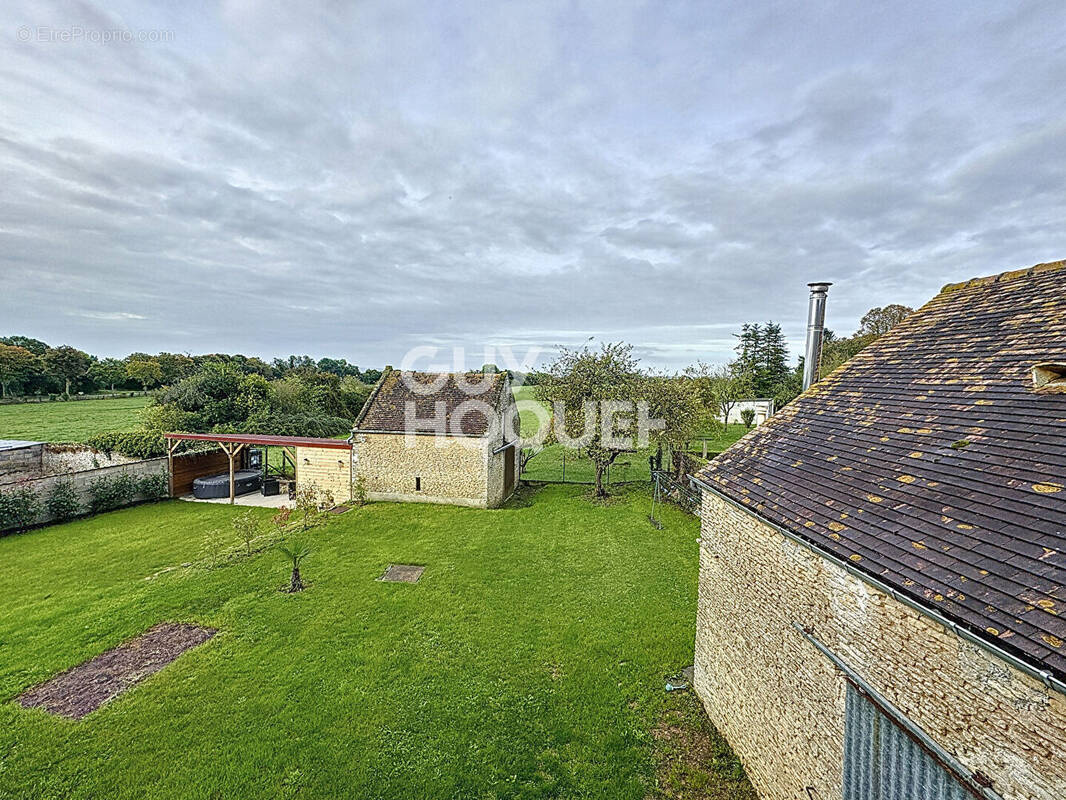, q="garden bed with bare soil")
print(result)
[18,622,216,719]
